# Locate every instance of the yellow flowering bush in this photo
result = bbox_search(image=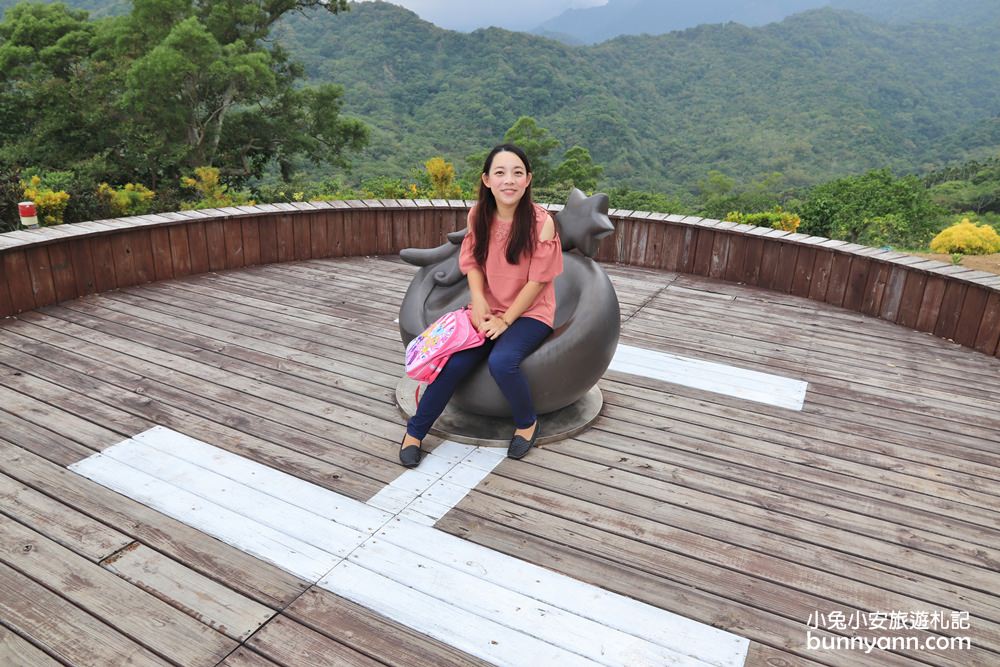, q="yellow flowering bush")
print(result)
[425,157,462,199]
[724,207,801,233]
[929,218,1000,255]
[21,175,71,226]
[181,167,254,209]
[97,182,156,216]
